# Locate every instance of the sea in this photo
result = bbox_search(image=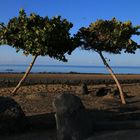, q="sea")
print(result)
[0,64,140,74]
